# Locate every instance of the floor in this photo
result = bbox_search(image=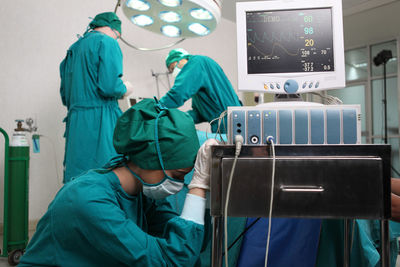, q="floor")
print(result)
[4,254,400,266]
